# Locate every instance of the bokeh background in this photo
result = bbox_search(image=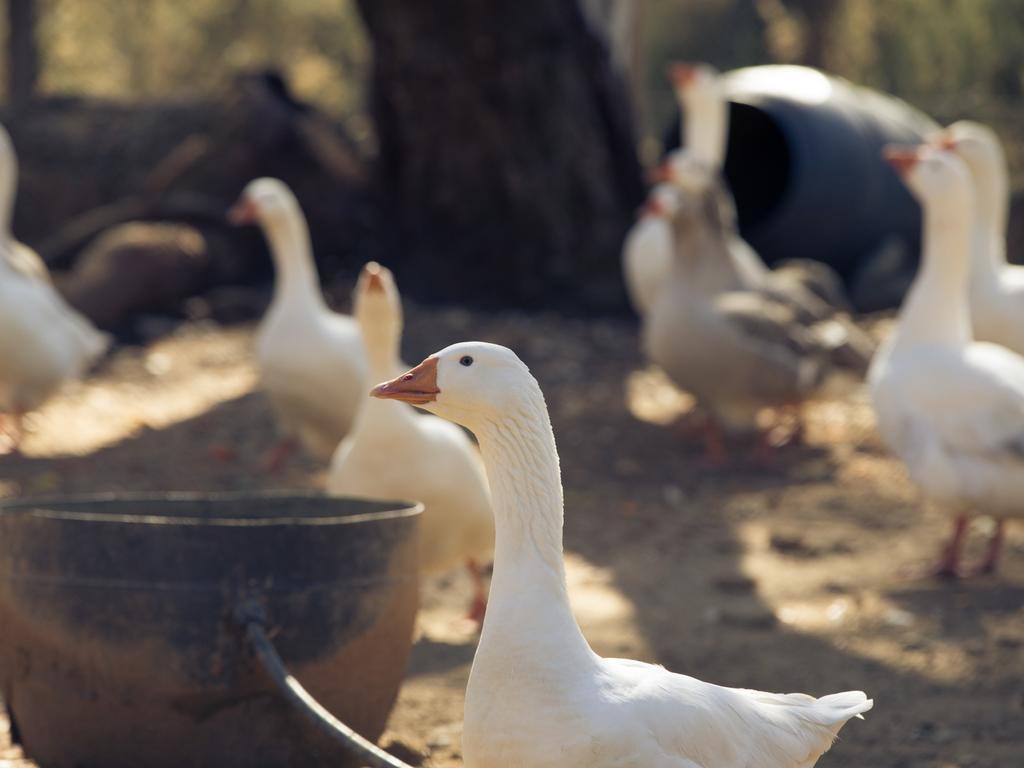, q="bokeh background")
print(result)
[1,3,1023,768]
[4,0,1024,327]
